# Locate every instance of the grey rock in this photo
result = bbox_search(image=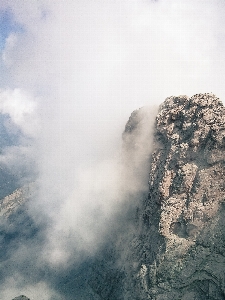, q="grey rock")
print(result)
[121,93,225,299]
[0,183,34,217]
[92,93,225,300]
